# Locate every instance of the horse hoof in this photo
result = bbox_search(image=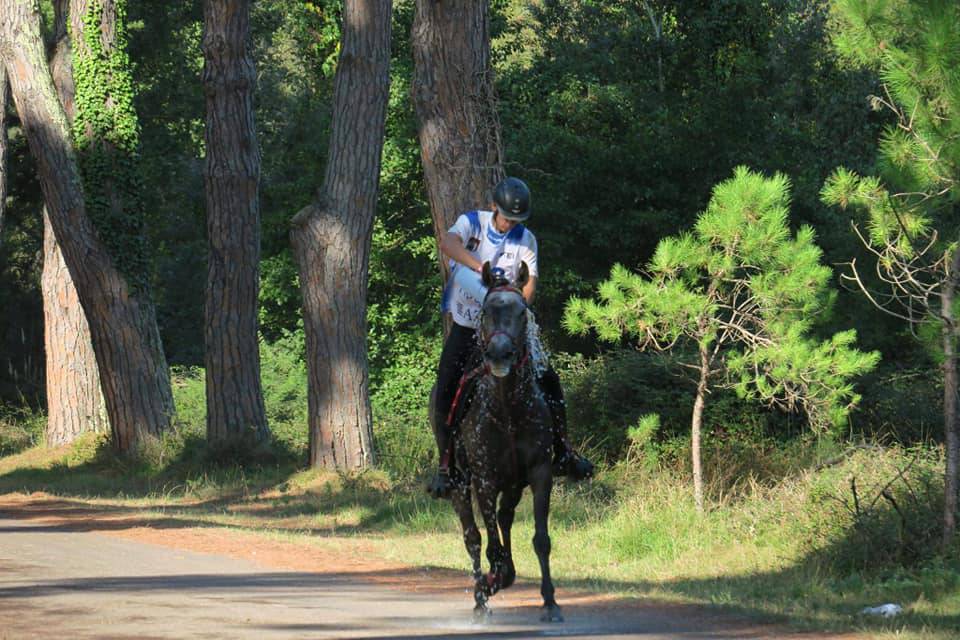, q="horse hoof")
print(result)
[473,606,492,623]
[540,605,564,623]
